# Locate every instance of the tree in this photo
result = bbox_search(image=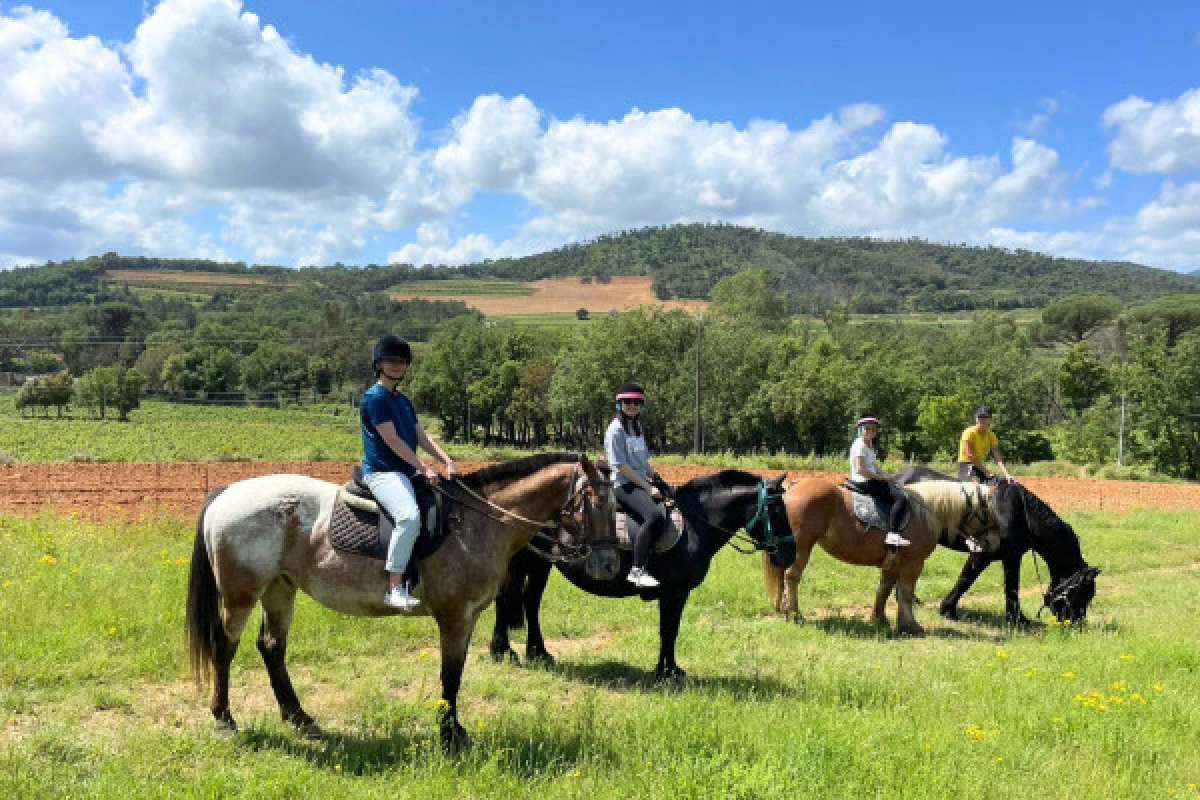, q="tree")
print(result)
[1041,295,1121,342]
[1127,330,1200,478]
[708,269,789,331]
[114,367,145,421]
[1126,294,1200,346]
[917,394,972,459]
[77,367,118,419]
[1058,343,1112,415]
[576,308,589,320]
